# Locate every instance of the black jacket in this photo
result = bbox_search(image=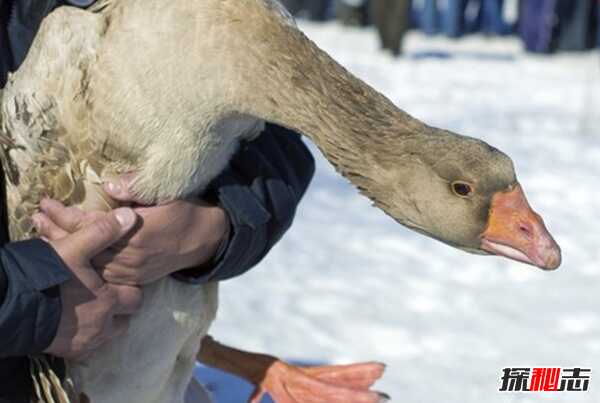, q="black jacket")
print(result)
[0,0,315,401]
